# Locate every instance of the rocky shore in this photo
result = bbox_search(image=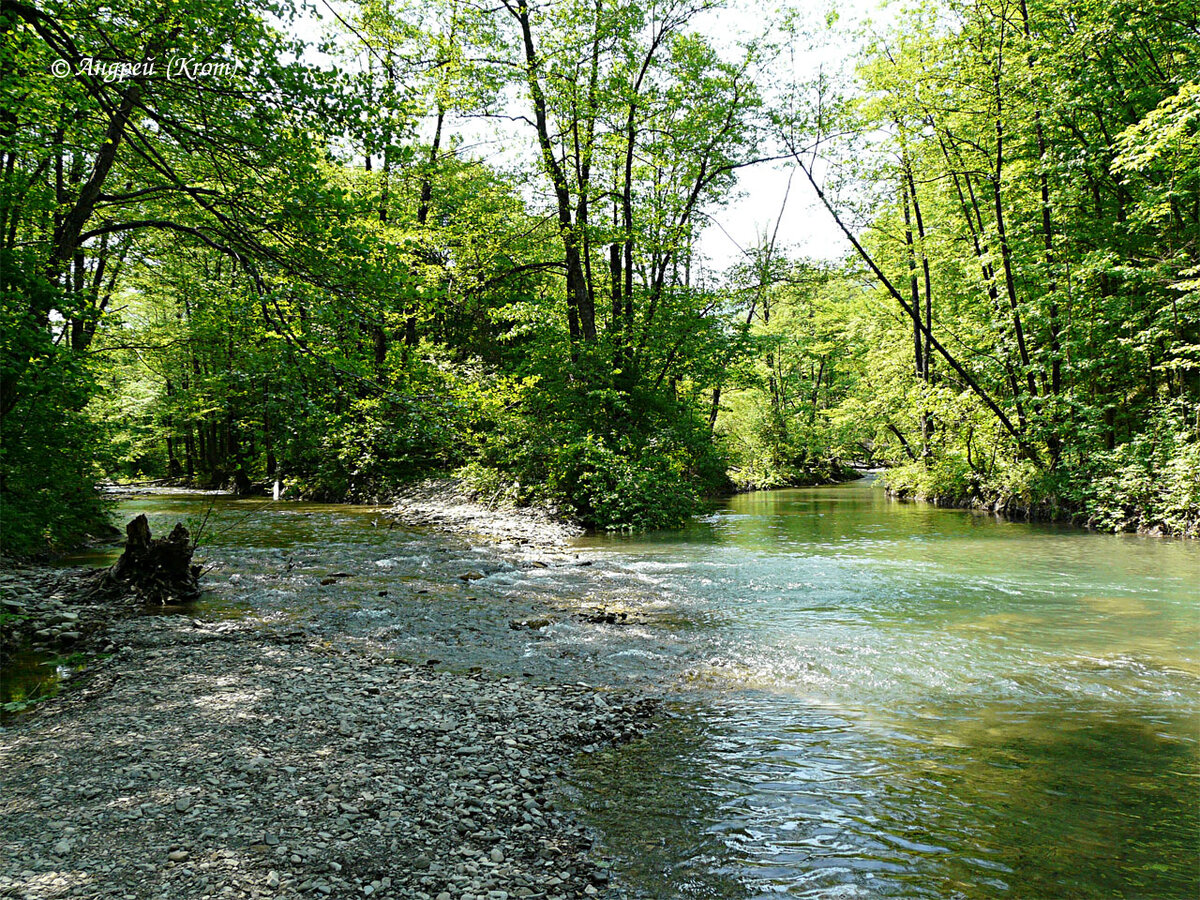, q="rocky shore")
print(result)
[1,565,659,900]
[0,566,129,668]
[387,481,584,548]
